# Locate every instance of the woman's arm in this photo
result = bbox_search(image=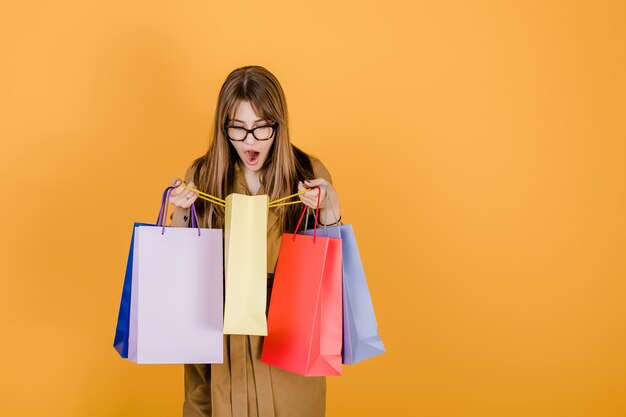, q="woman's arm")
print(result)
[170,205,191,227]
